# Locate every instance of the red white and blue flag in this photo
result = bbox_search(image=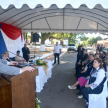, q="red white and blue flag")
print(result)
[0,23,24,58]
